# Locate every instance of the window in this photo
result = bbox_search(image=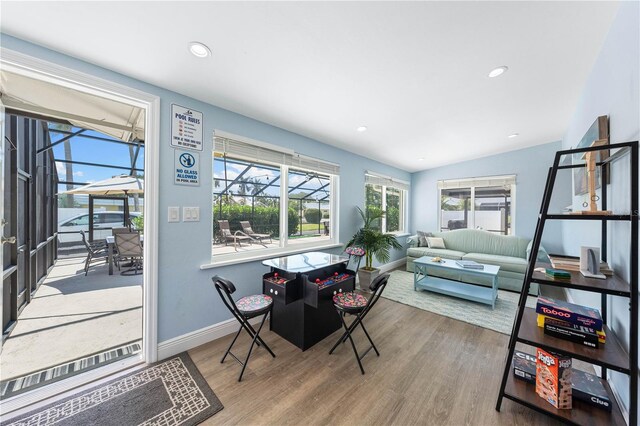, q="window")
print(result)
[213,133,339,262]
[438,175,516,235]
[364,172,409,234]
